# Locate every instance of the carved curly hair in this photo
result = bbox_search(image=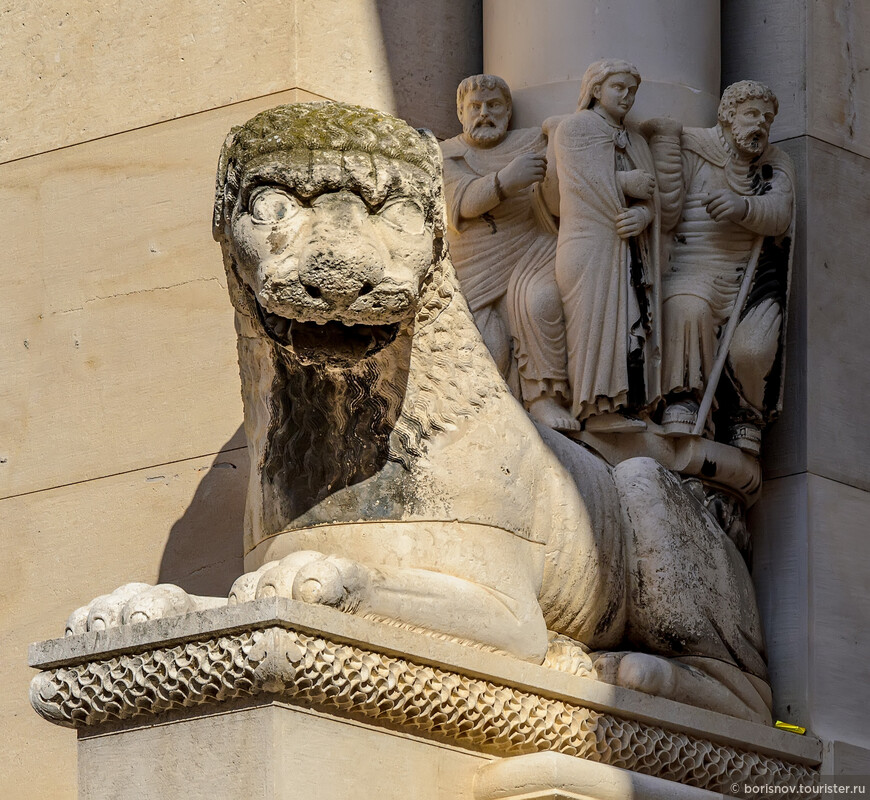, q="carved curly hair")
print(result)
[718,80,779,123]
[455,74,512,117]
[213,102,441,237]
